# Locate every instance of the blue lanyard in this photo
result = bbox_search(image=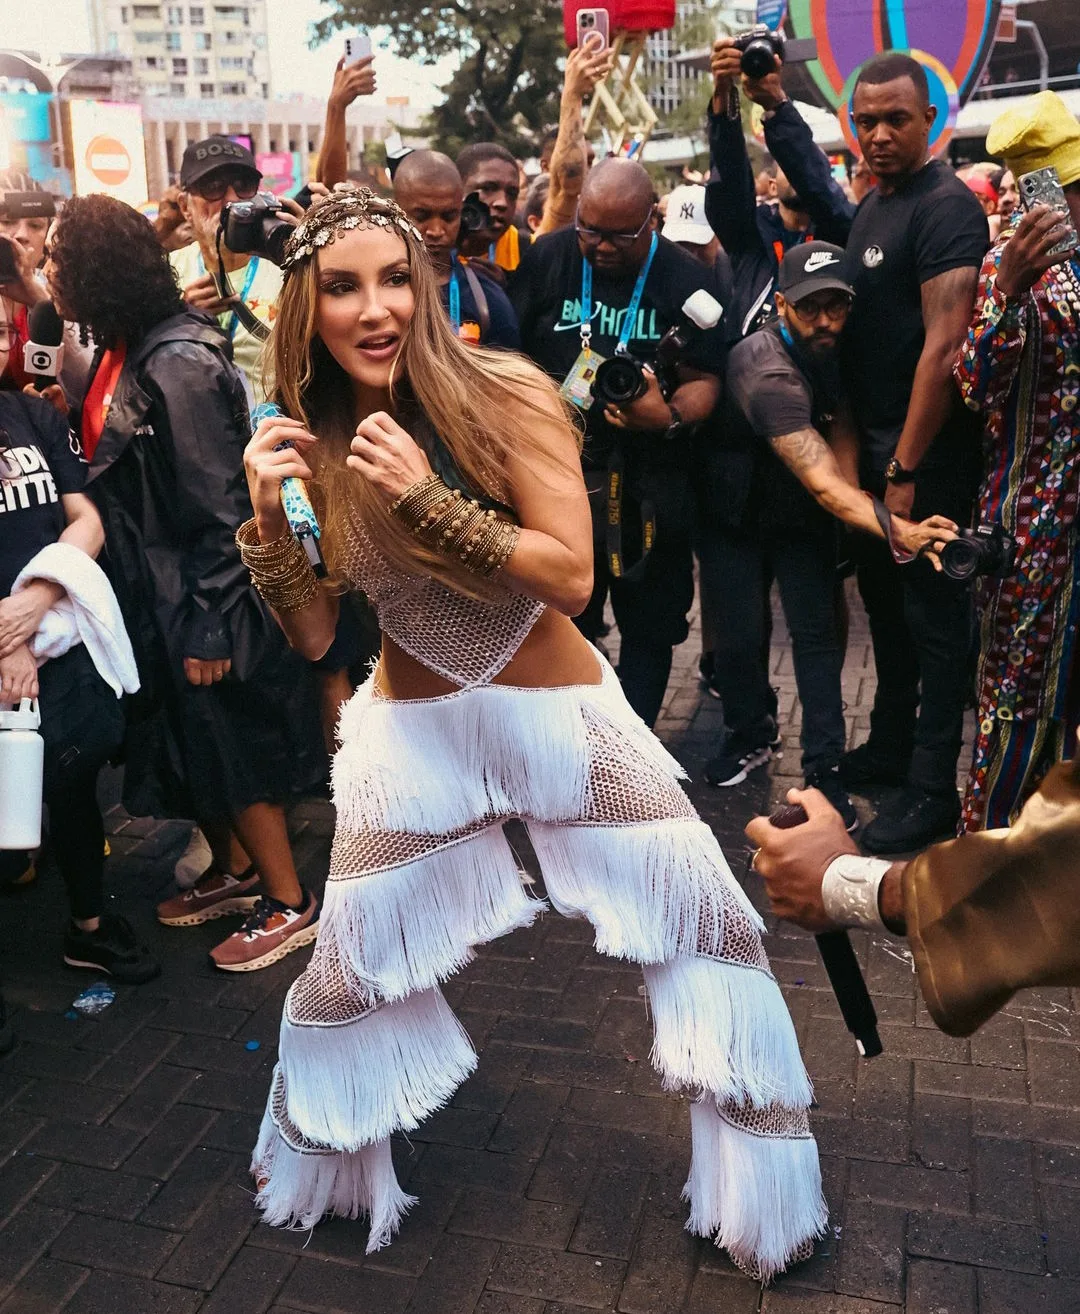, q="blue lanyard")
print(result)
[488,240,497,261]
[580,231,658,353]
[449,251,462,331]
[197,251,259,341]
